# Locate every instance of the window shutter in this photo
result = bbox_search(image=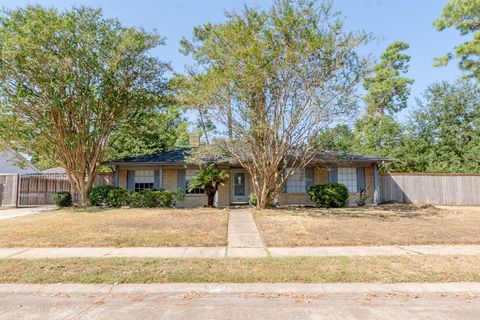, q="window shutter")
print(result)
[328,168,337,183]
[357,167,365,192]
[305,167,314,192]
[177,169,186,190]
[154,170,160,190]
[283,169,287,193]
[126,170,135,190]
